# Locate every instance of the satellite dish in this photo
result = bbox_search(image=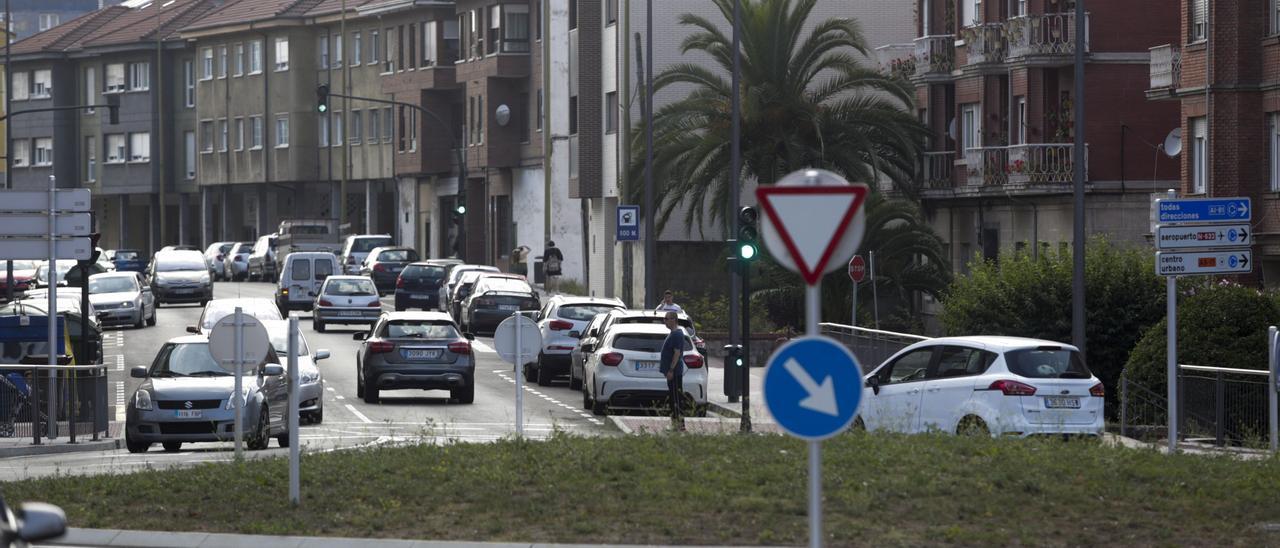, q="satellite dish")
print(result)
[495,104,511,127]
[1162,127,1182,157]
[947,118,957,141]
